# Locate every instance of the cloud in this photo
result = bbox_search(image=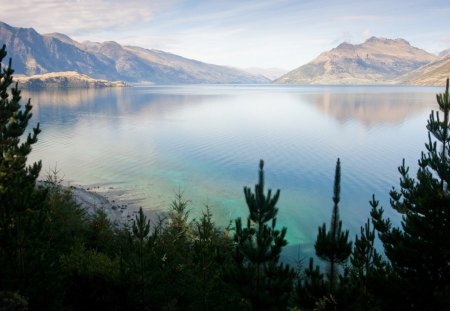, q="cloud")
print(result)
[336,15,386,21]
[0,0,171,35]
[443,38,450,48]
[330,32,354,46]
[361,29,372,38]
